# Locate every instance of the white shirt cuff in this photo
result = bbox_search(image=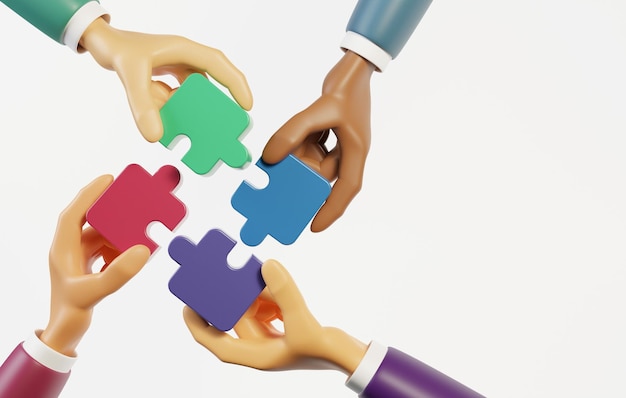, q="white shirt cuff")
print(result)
[340,31,392,72]
[345,341,387,394]
[22,331,77,373]
[61,1,110,53]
